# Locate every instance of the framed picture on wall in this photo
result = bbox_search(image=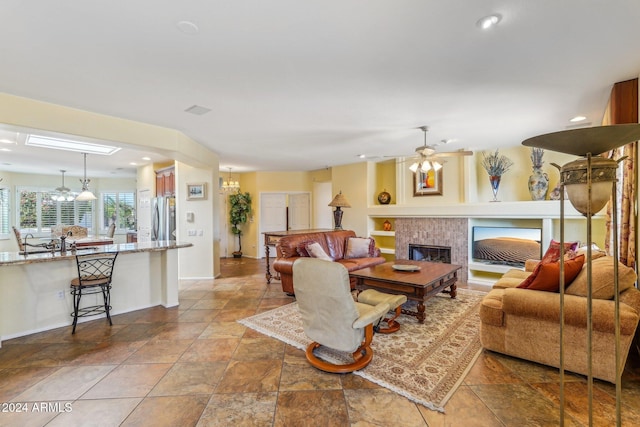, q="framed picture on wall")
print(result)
[413,168,443,196]
[187,183,207,200]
